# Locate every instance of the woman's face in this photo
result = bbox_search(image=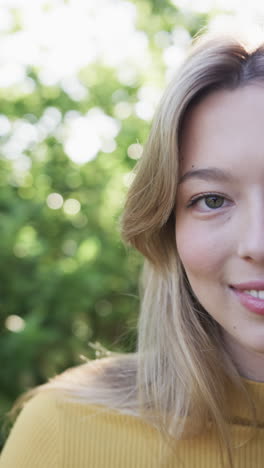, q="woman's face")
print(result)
[176,84,264,380]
